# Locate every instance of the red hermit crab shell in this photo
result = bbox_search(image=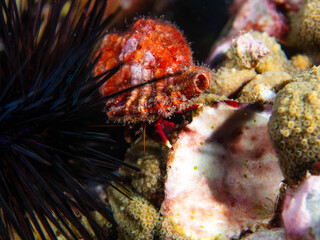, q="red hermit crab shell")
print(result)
[94,18,212,123]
